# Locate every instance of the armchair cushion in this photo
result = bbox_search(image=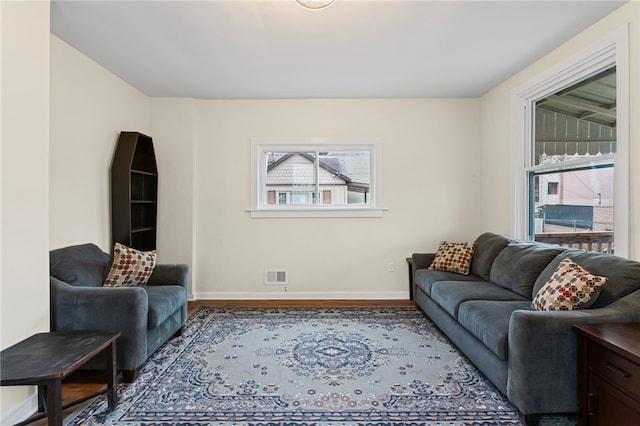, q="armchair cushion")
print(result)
[145,285,187,329]
[50,243,110,287]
